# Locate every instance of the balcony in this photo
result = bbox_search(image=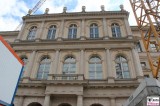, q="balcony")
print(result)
[48,74,84,80]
